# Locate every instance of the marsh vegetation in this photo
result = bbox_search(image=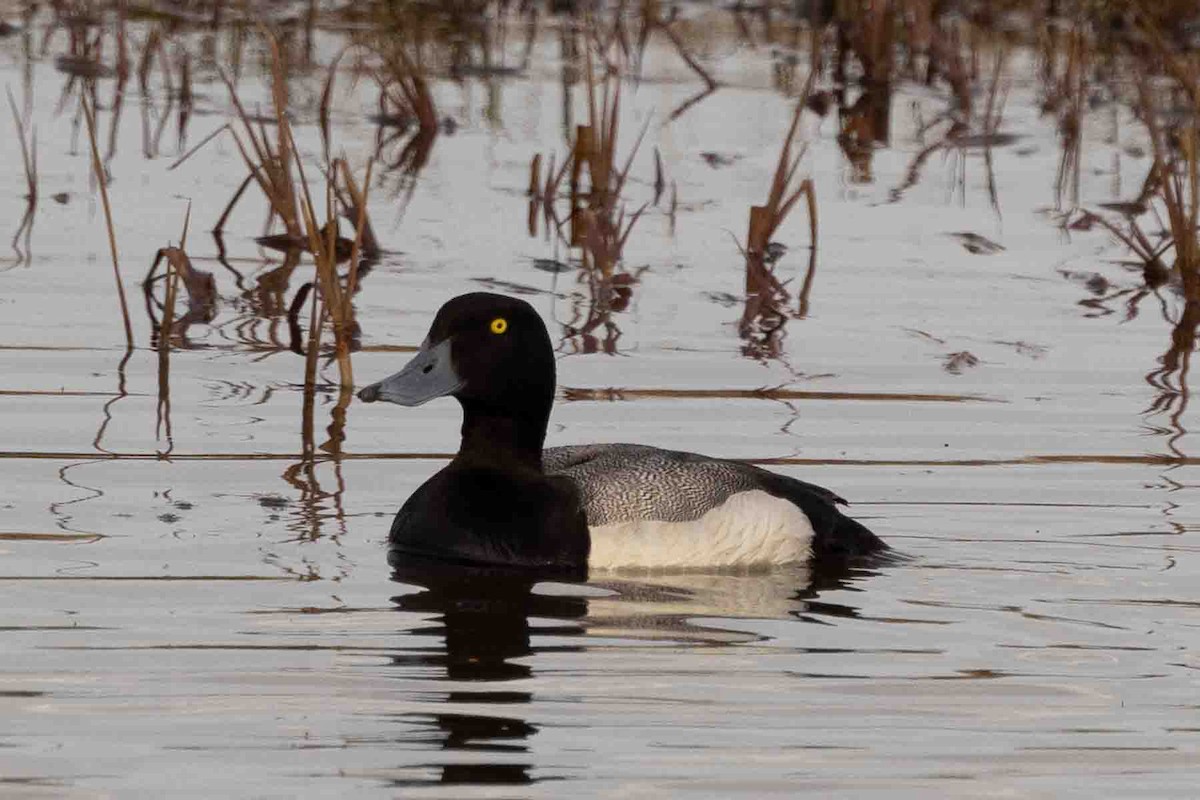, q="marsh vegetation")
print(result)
[3,1,1200,794]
